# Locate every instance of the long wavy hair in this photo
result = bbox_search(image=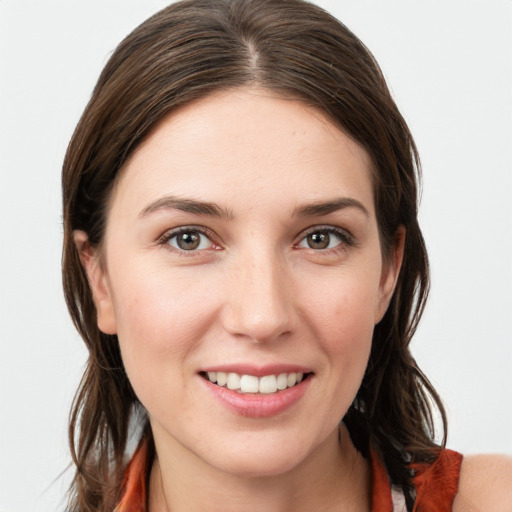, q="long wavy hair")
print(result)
[62,0,446,510]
